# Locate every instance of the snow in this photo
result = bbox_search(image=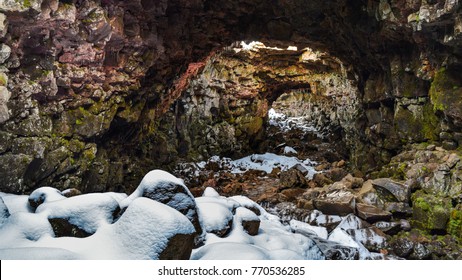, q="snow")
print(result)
[203,187,220,197]
[191,242,271,260]
[0,193,32,214]
[290,219,328,239]
[196,202,233,234]
[0,197,10,227]
[227,153,317,179]
[119,170,197,224]
[36,193,120,234]
[0,247,81,260]
[235,206,259,222]
[283,146,298,155]
[28,187,66,208]
[328,228,372,260]
[268,108,320,135]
